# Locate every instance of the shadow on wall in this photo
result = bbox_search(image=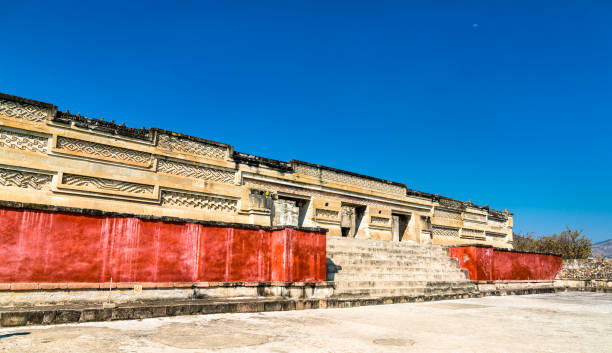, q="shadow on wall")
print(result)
[326,258,342,281]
